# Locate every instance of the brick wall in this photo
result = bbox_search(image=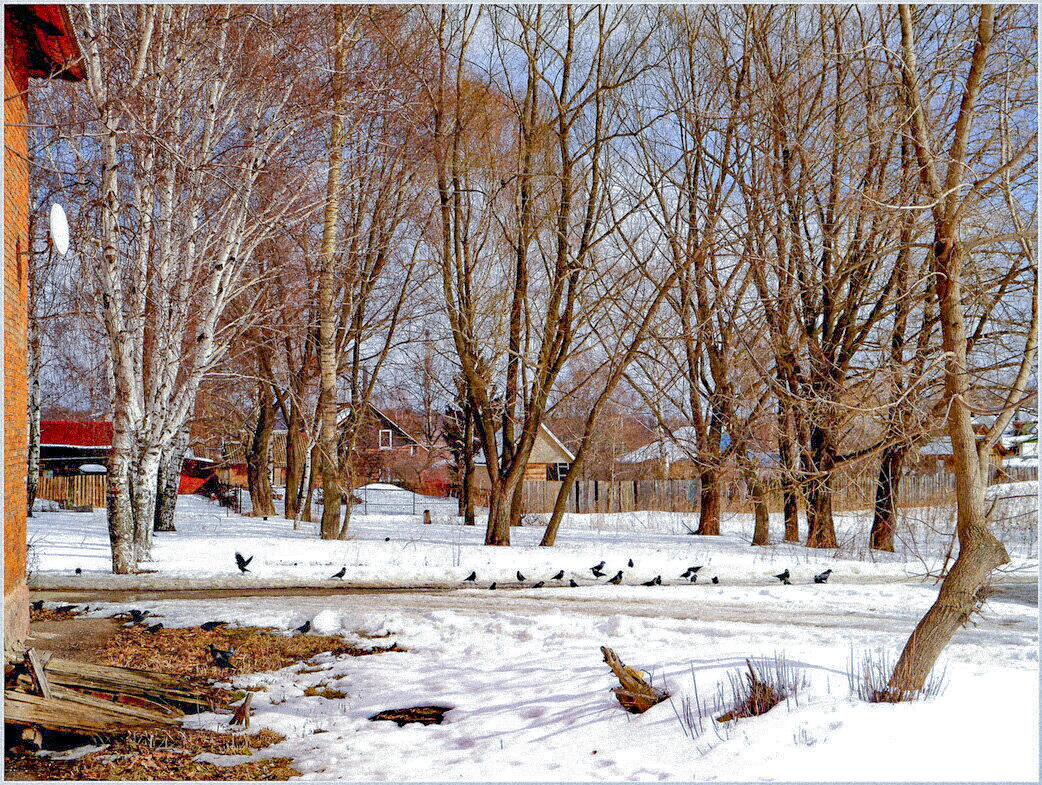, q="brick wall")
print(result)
[4,30,30,651]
